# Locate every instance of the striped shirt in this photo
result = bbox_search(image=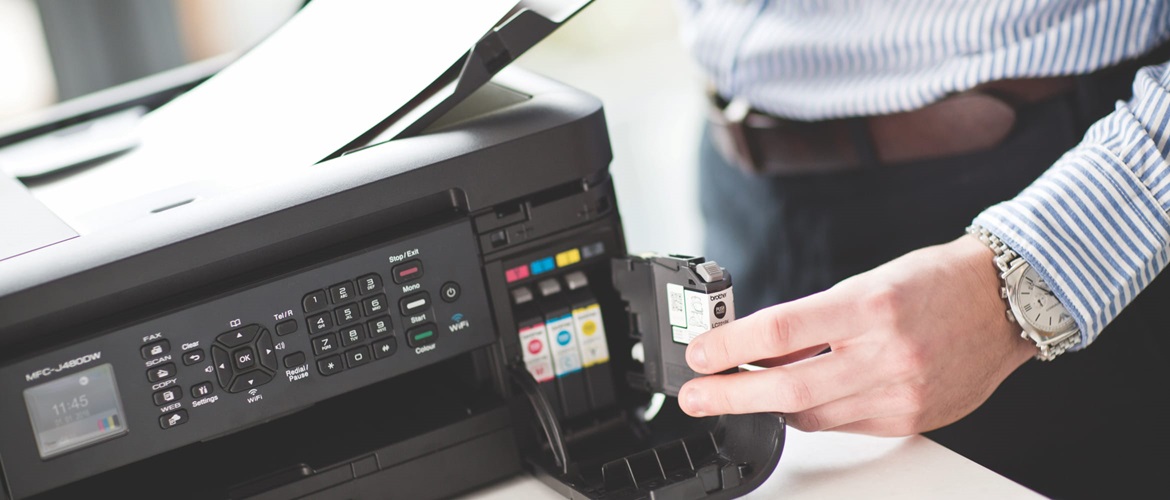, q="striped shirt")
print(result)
[679,0,1170,350]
